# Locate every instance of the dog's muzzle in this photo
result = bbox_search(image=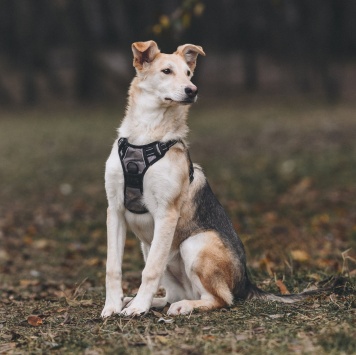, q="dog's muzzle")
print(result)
[185,86,198,100]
